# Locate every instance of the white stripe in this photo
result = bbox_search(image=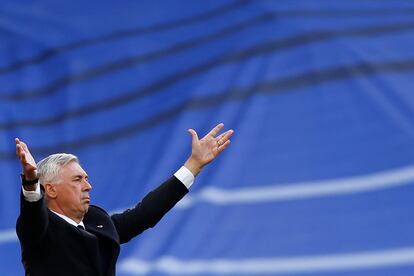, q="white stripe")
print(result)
[0,229,17,244]
[119,247,414,274]
[176,164,414,208]
[2,164,414,244]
